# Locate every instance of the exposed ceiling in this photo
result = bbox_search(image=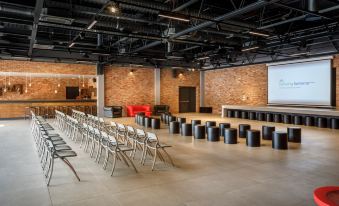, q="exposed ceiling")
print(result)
[0,0,338,69]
